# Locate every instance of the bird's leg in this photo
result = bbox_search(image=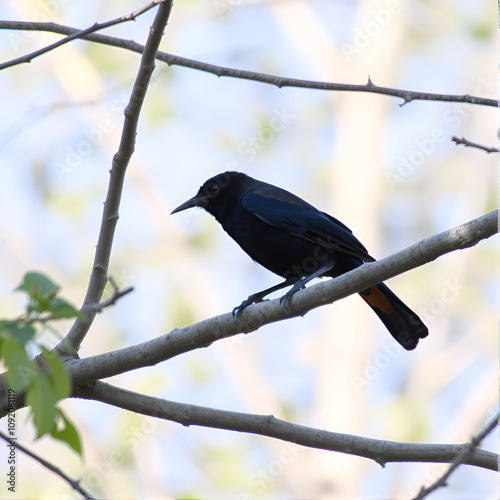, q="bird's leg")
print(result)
[233,278,297,321]
[280,258,335,312]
